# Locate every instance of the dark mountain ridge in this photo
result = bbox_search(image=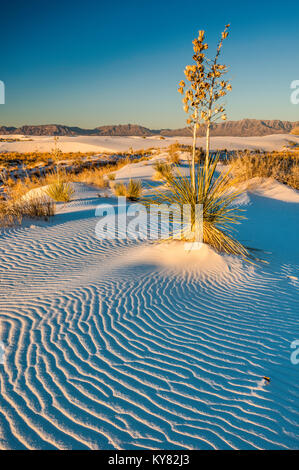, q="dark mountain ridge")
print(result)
[1,119,298,137]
